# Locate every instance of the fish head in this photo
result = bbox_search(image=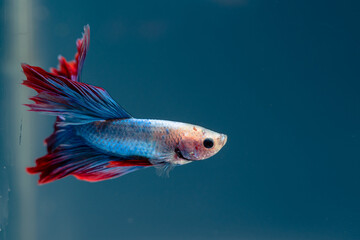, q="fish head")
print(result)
[176,125,227,161]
